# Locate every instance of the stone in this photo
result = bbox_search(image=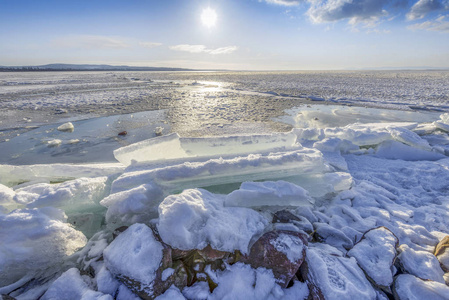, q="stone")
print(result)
[434,235,449,272]
[393,274,449,300]
[313,222,353,252]
[347,226,399,290]
[299,243,376,300]
[240,230,308,288]
[397,244,445,284]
